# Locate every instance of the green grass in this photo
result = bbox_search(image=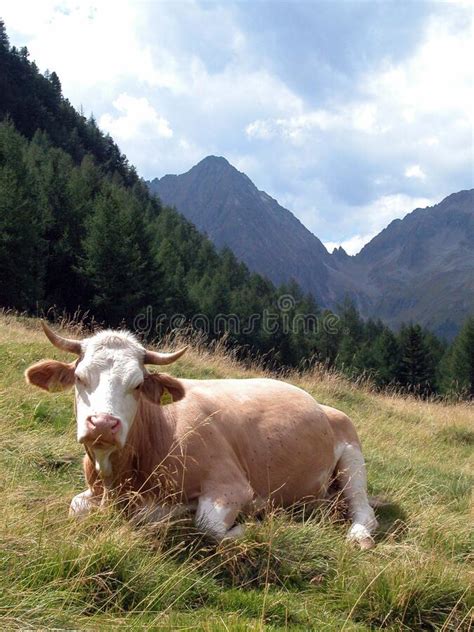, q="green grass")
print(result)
[0,314,472,630]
